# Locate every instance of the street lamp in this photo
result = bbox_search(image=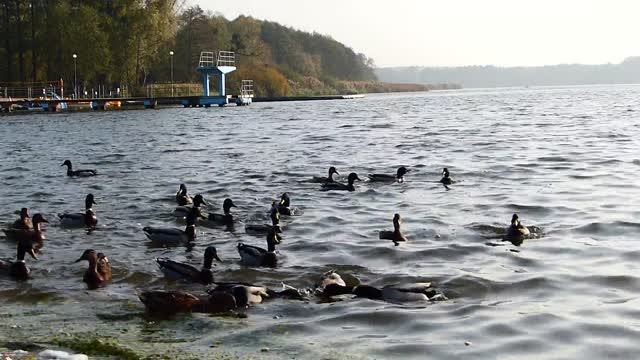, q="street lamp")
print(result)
[169,50,174,97]
[72,53,77,99]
